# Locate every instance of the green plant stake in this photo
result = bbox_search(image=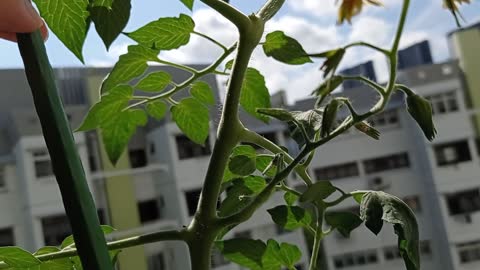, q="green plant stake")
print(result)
[16,31,113,270]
